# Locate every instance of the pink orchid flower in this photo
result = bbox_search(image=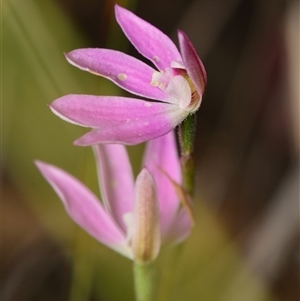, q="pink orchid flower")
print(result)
[50,4,206,146]
[35,132,193,262]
